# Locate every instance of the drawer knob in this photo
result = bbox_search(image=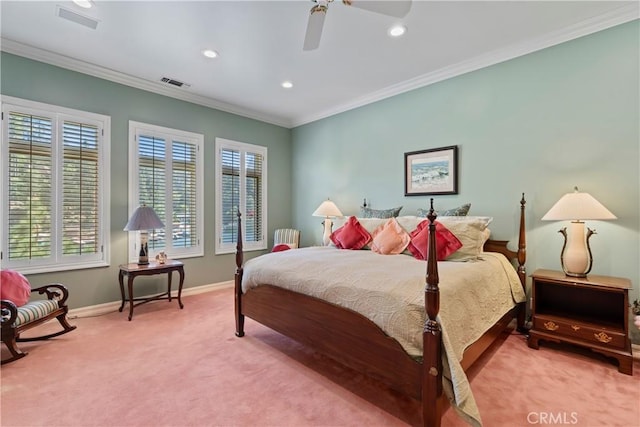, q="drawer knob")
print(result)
[544,321,559,331]
[571,325,581,331]
[594,332,612,343]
